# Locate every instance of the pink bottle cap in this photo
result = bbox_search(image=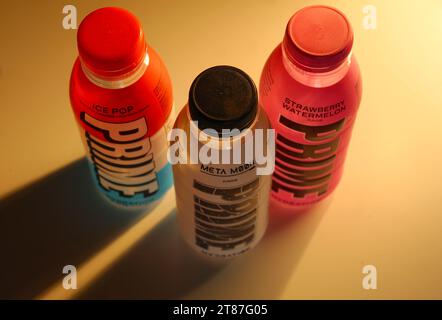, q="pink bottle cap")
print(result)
[283,5,353,72]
